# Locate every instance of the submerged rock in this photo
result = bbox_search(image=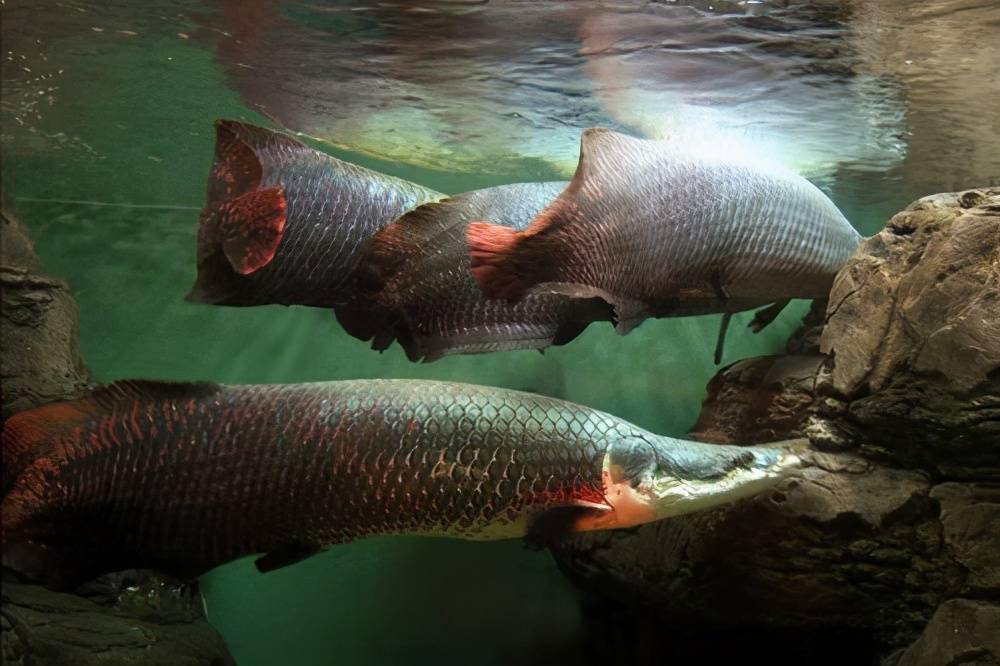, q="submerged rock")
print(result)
[0,208,91,418]
[813,187,1000,475]
[551,188,1000,663]
[1,574,234,666]
[0,207,234,666]
[888,599,1000,666]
